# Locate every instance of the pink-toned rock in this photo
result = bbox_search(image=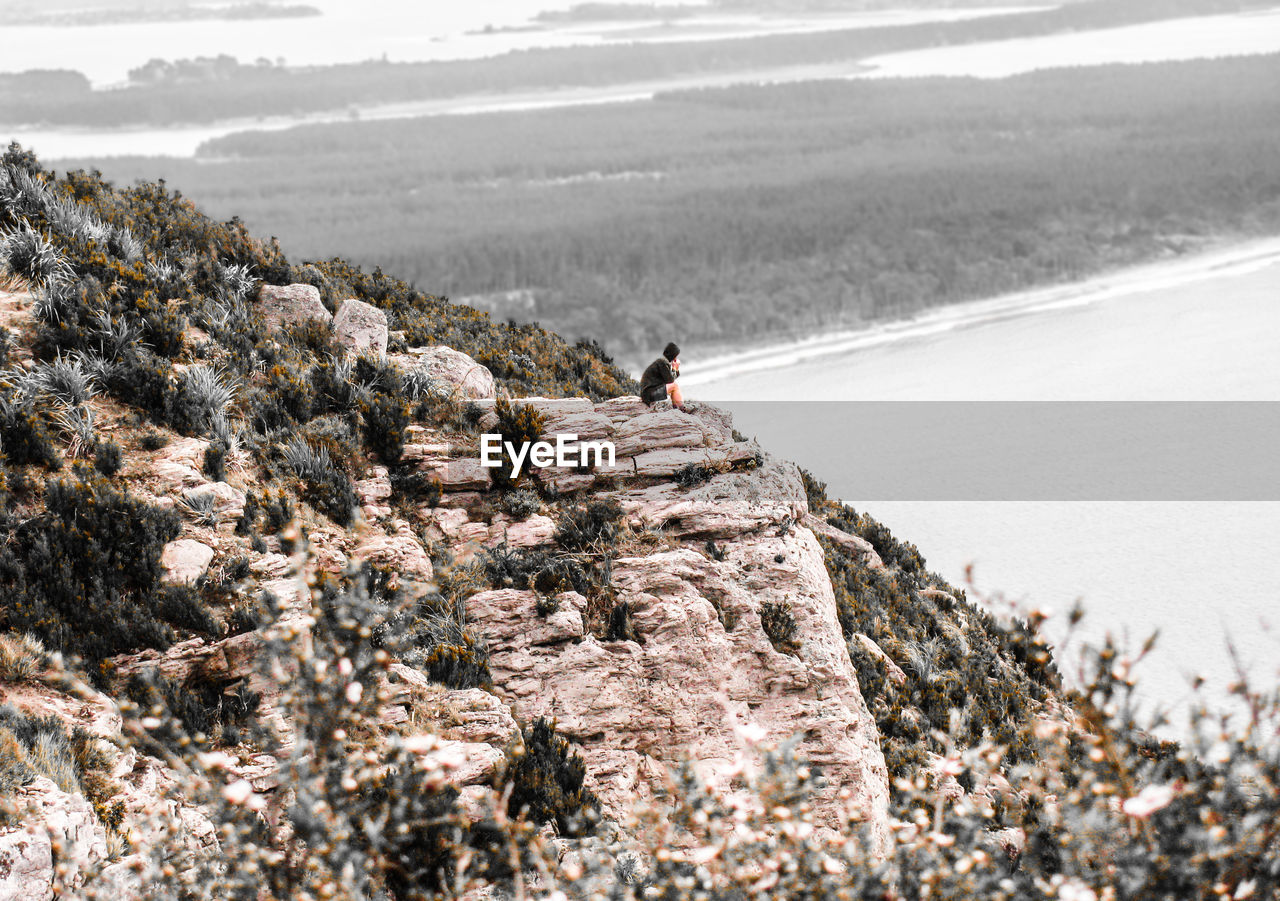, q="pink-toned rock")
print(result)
[539,412,614,442]
[353,527,433,582]
[618,457,807,539]
[382,665,519,746]
[469,531,890,849]
[256,283,331,332]
[0,776,107,899]
[466,590,585,654]
[354,466,392,505]
[854,634,908,685]
[421,458,491,491]
[593,396,651,423]
[409,346,495,400]
[160,539,215,584]
[333,298,388,356]
[802,513,885,569]
[205,480,246,519]
[474,396,594,416]
[631,447,715,478]
[487,514,556,548]
[533,467,596,495]
[612,409,706,458]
